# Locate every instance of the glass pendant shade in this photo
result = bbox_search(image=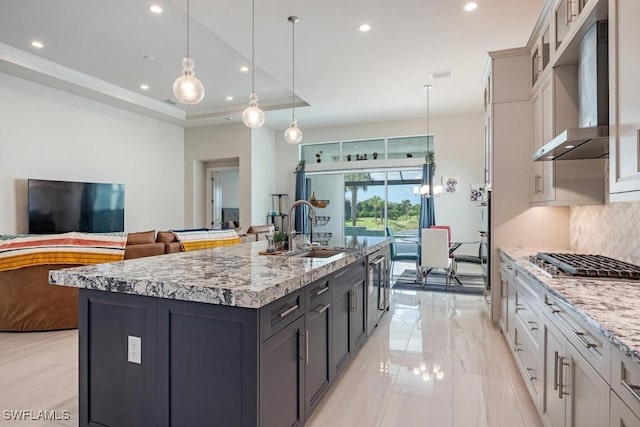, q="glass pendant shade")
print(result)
[284,119,303,144]
[242,92,265,128]
[173,56,205,104]
[284,16,302,144]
